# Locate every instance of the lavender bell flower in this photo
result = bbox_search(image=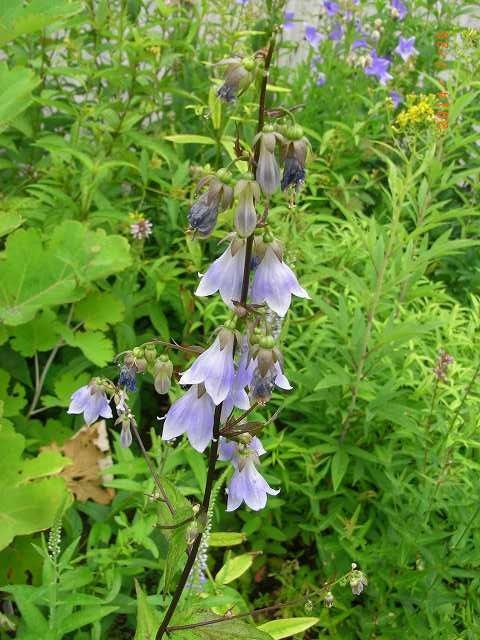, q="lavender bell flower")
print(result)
[316,73,327,86]
[188,173,234,237]
[162,384,215,452]
[179,328,236,405]
[219,436,279,511]
[68,381,112,425]
[364,49,393,86]
[221,339,253,421]
[304,24,323,49]
[251,238,309,317]
[394,35,418,62]
[389,90,403,108]
[234,178,260,237]
[283,10,295,29]
[249,336,292,404]
[390,0,407,20]
[323,0,340,15]
[329,23,344,41]
[195,234,246,308]
[254,130,282,197]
